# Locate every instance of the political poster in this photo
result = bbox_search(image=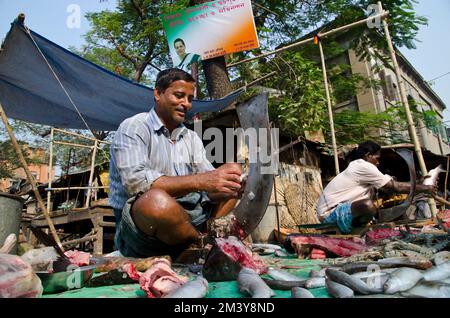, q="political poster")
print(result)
[161,0,259,71]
